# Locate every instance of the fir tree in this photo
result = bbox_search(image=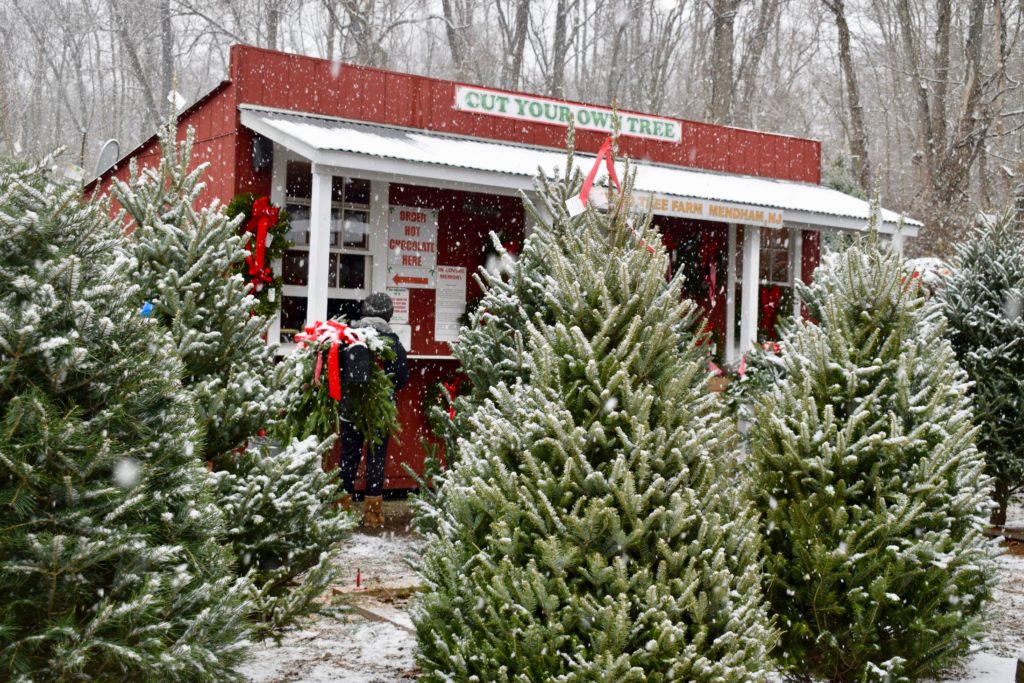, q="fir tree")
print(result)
[111,127,280,464]
[750,234,998,681]
[213,436,350,637]
[111,128,352,632]
[940,211,1024,526]
[414,159,774,681]
[0,158,252,679]
[438,136,702,468]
